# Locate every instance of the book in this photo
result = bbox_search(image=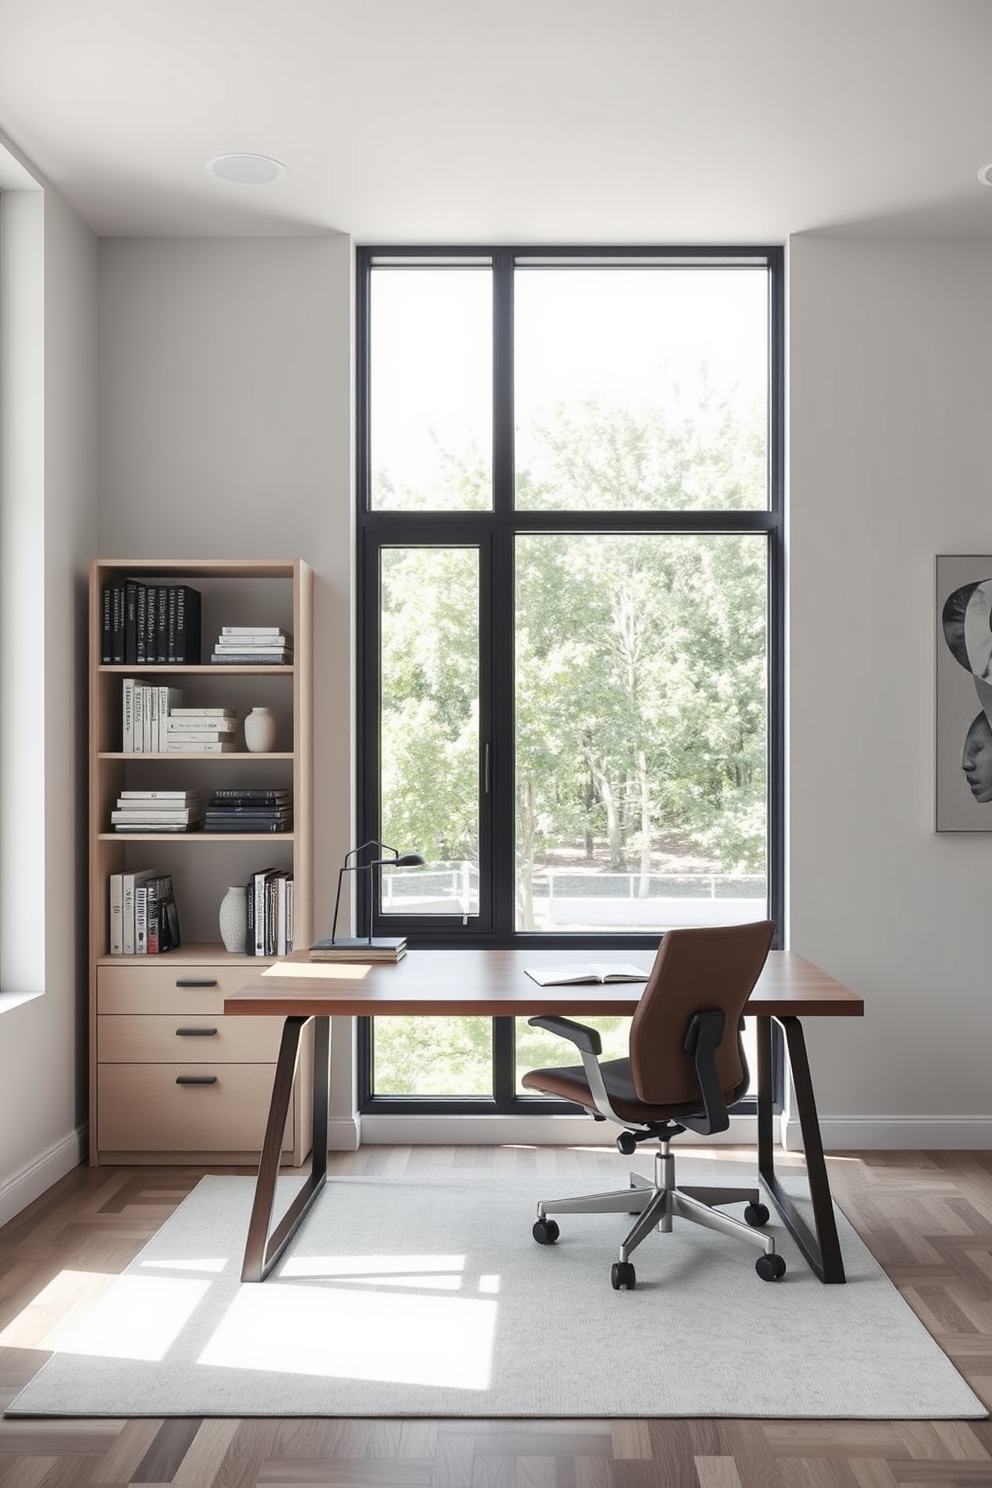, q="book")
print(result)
[155,586,169,663]
[166,719,239,734]
[108,873,124,955]
[166,739,238,752]
[161,889,182,952]
[203,818,291,832]
[125,869,163,953]
[118,789,202,800]
[122,677,137,752]
[156,686,184,750]
[110,580,126,662]
[220,626,290,636]
[101,583,113,663]
[309,935,407,963]
[169,708,238,717]
[134,883,149,953]
[208,788,291,803]
[145,874,173,953]
[111,808,201,824]
[124,580,138,664]
[168,584,202,664]
[523,964,650,986]
[250,867,278,956]
[206,657,291,669]
[214,633,292,646]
